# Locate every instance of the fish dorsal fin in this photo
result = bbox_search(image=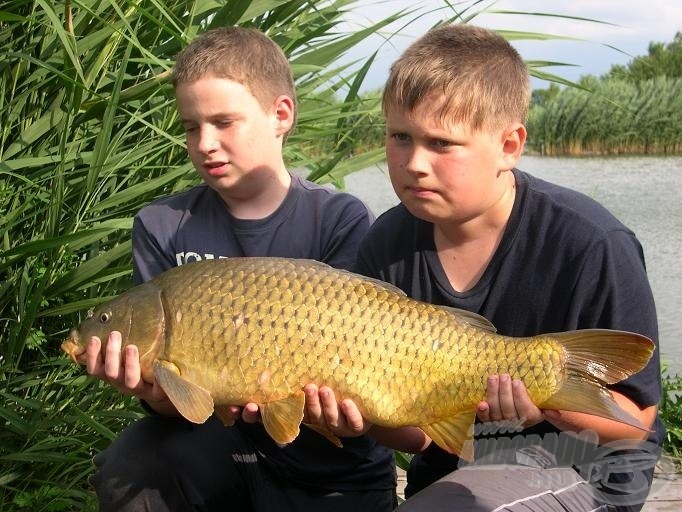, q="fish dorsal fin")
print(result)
[154,359,214,424]
[439,306,497,333]
[260,390,306,445]
[303,423,343,447]
[421,410,476,461]
[355,274,407,295]
[293,258,408,296]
